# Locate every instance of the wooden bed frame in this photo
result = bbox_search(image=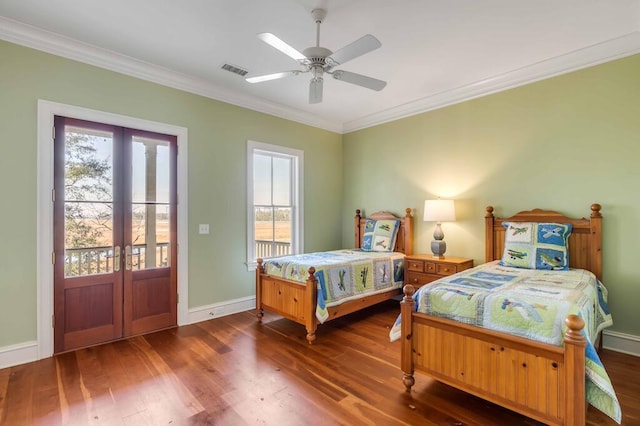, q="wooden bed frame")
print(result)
[400,204,603,426]
[256,208,413,344]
